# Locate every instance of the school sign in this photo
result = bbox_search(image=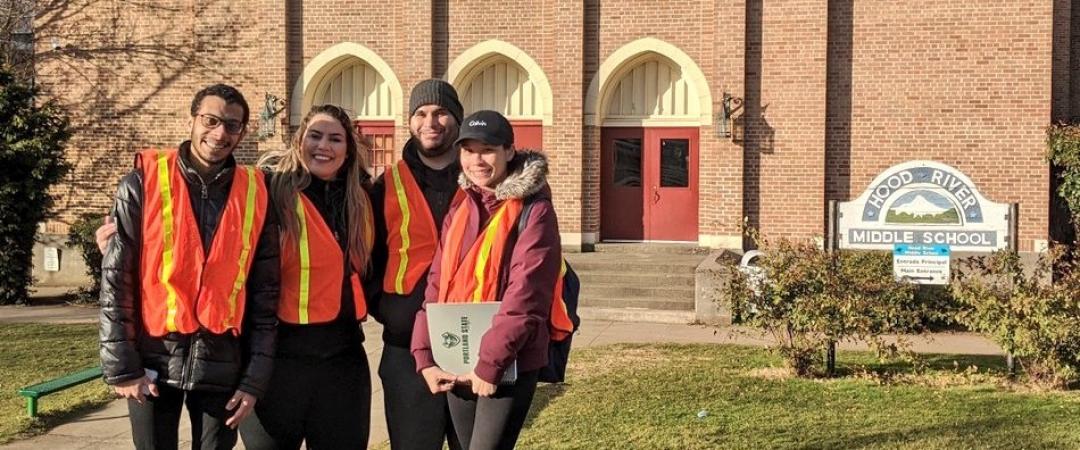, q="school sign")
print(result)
[838,161,1010,252]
